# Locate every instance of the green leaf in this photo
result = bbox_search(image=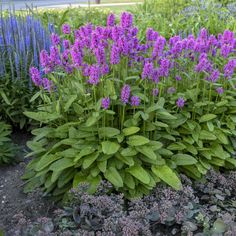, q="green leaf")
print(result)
[86,116,97,127]
[125,173,135,189]
[172,154,197,165]
[167,142,186,151]
[0,90,11,105]
[99,127,120,138]
[49,158,74,172]
[35,154,61,171]
[102,141,120,155]
[127,165,150,184]
[122,127,140,136]
[121,147,137,156]
[24,111,61,123]
[104,167,123,188]
[73,172,86,188]
[82,152,99,169]
[199,114,217,123]
[199,130,217,140]
[136,146,157,160]
[127,135,150,146]
[97,160,107,173]
[74,147,96,162]
[157,111,177,120]
[152,165,182,190]
[64,95,77,112]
